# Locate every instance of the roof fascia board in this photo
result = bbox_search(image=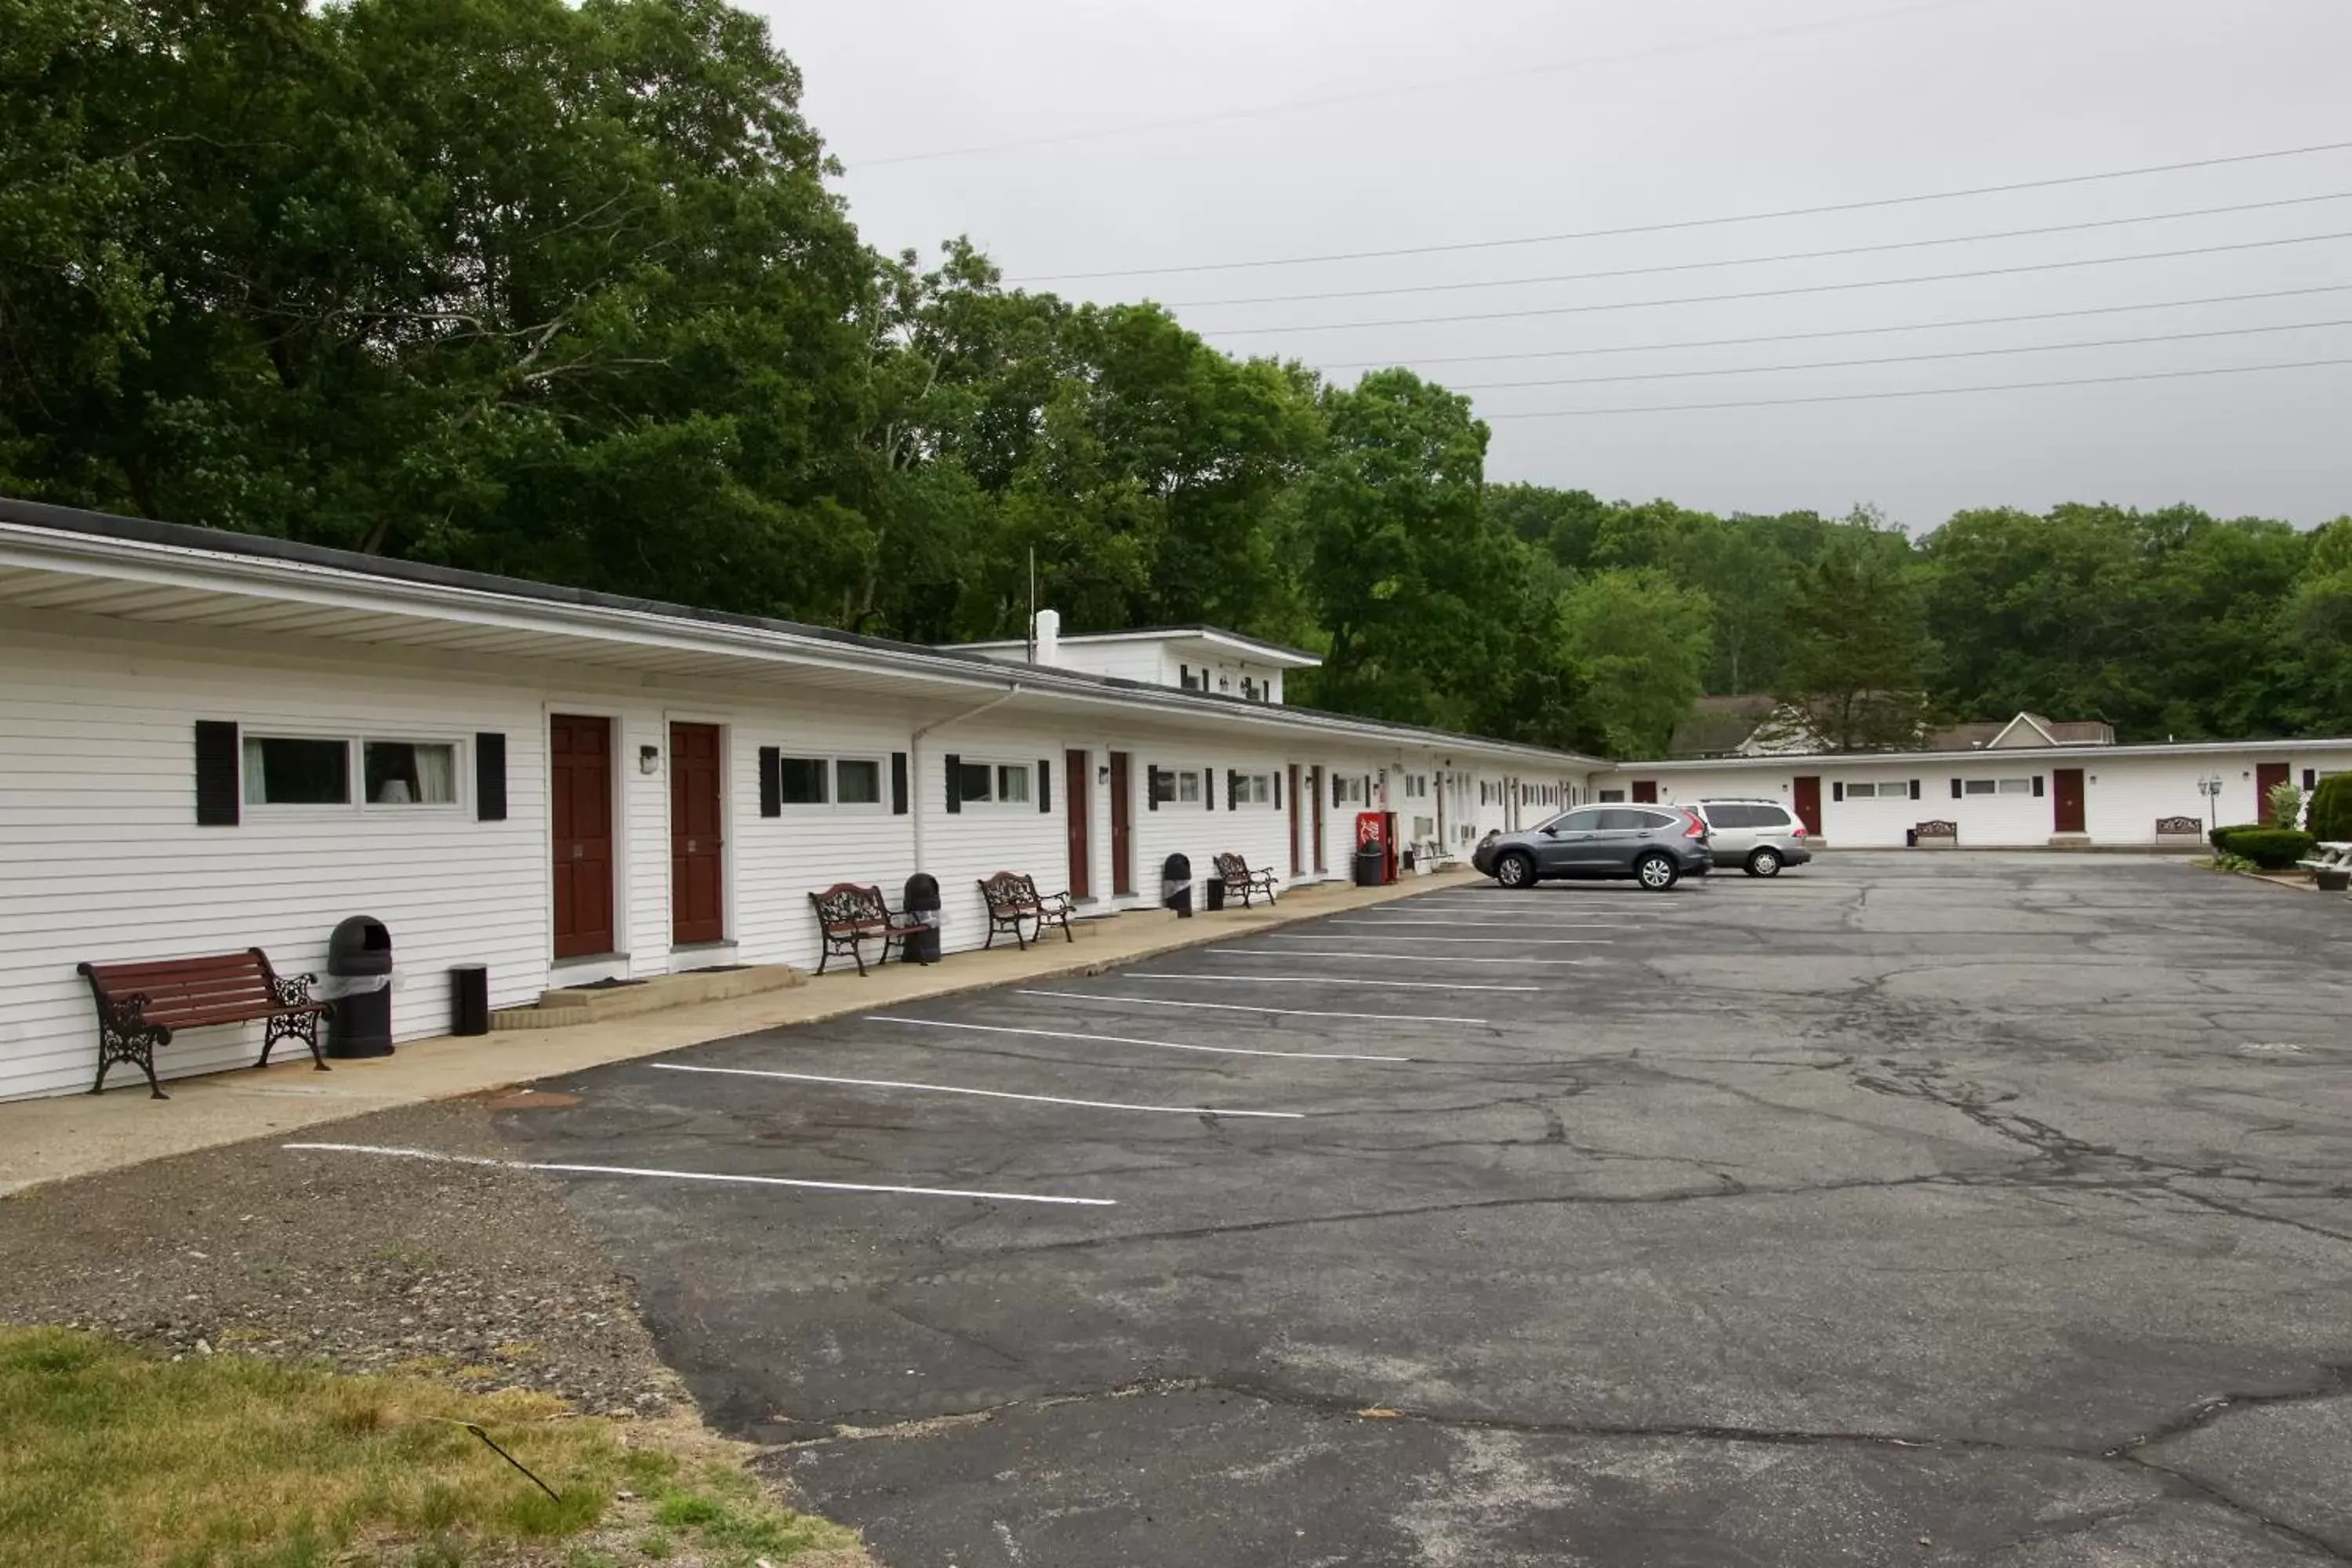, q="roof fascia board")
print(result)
[0,523,1595,768]
[1603,737,2352,770]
